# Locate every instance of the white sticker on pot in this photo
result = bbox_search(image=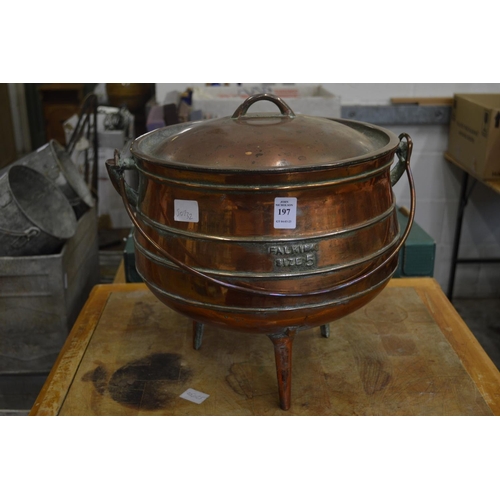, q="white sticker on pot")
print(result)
[180,388,209,404]
[174,200,199,223]
[274,197,297,229]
